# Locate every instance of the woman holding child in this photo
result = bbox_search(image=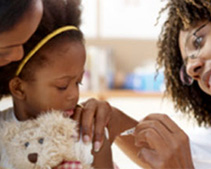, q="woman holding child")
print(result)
[0,0,134,168]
